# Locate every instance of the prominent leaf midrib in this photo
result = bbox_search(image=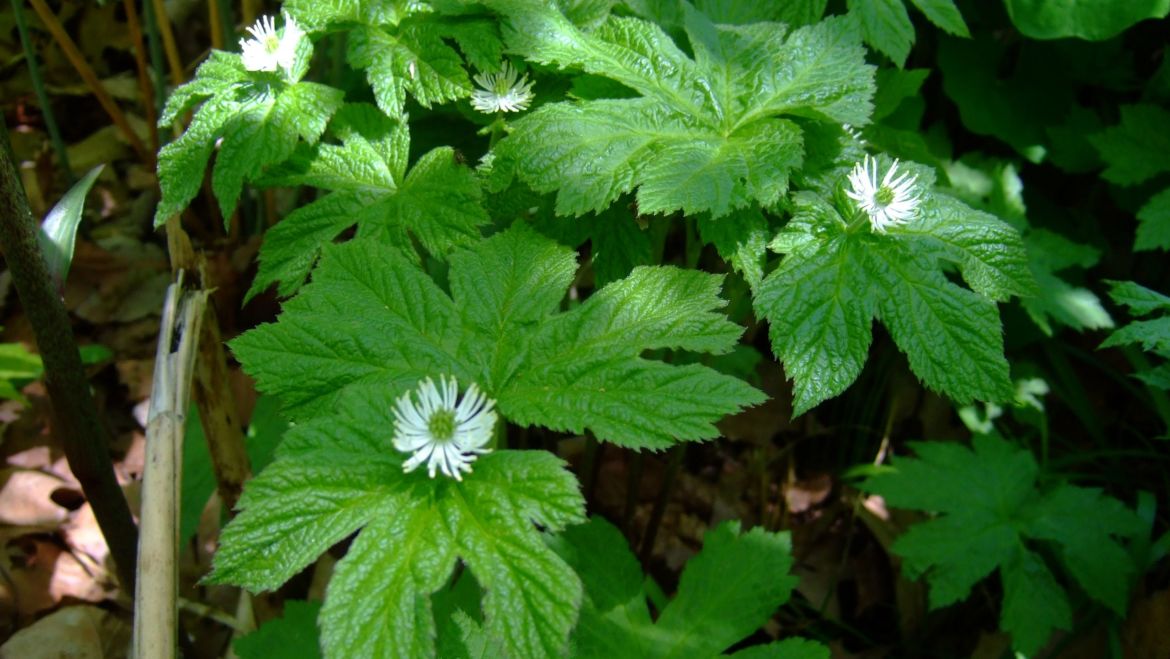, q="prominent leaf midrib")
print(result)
[324,504,445,658]
[536,316,734,368]
[901,225,1030,300]
[214,487,387,590]
[451,487,570,656]
[732,23,854,130]
[878,253,999,378]
[531,108,700,171]
[575,26,714,126]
